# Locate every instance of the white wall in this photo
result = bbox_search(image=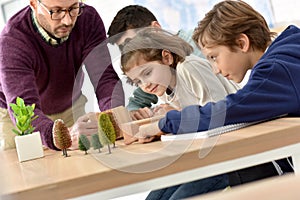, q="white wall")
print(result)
[271,0,300,26]
[0,0,27,28]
